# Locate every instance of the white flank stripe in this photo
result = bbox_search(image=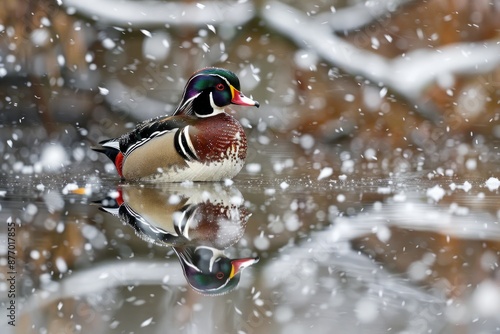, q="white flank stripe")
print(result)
[177,129,192,161]
[183,126,199,160]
